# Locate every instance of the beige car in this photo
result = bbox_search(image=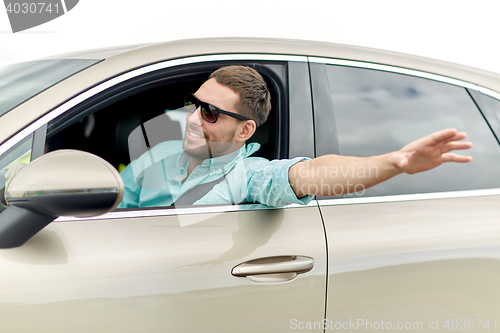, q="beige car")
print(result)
[0,38,499,332]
